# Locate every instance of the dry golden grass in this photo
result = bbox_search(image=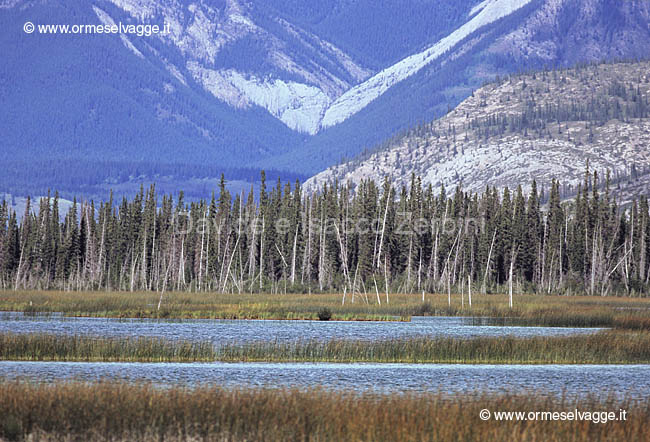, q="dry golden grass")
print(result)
[218,330,650,364]
[3,290,650,327]
[2,290,412,321]
[2,330,650,364]
[0,333,216,362]
[0,381,647,441]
